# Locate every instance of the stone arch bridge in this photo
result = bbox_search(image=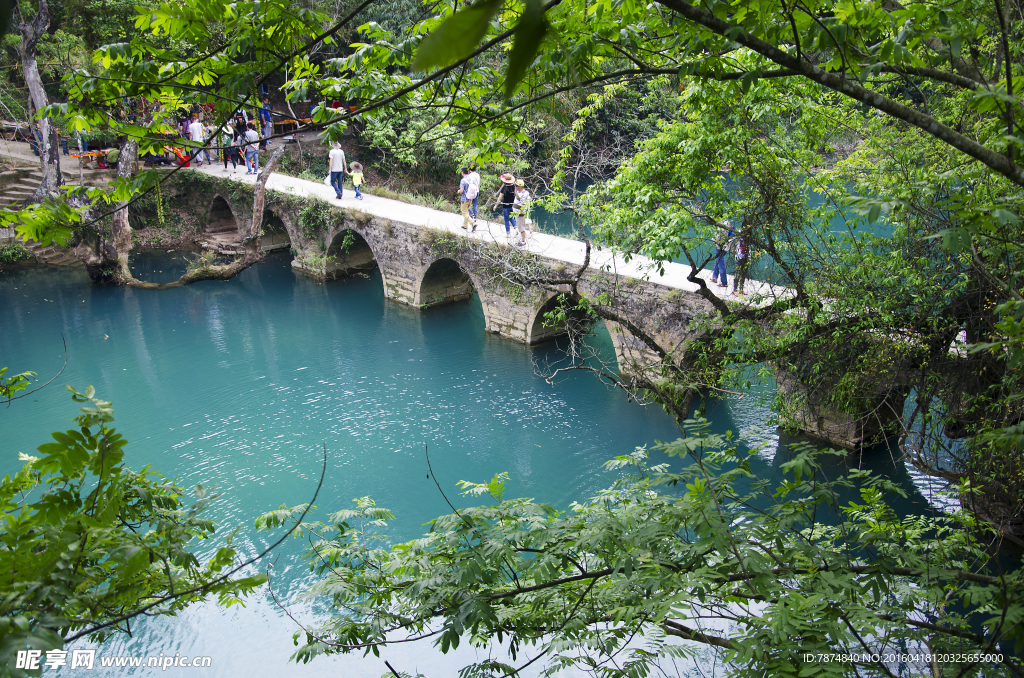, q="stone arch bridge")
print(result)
[187,167,901,451]
[191,170,716,357]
